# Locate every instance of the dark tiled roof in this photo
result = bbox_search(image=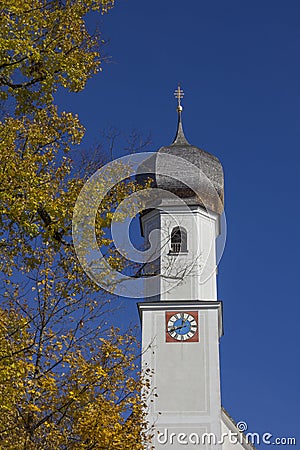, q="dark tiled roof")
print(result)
[140,112,224,214]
